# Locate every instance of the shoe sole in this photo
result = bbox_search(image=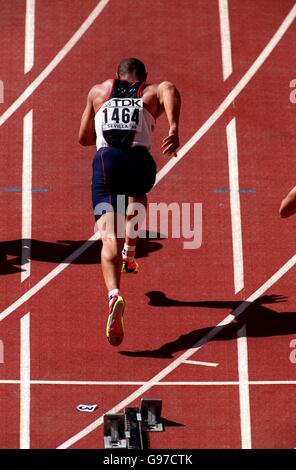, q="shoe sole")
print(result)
[106,297,125,346]
[121,263,139,274]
